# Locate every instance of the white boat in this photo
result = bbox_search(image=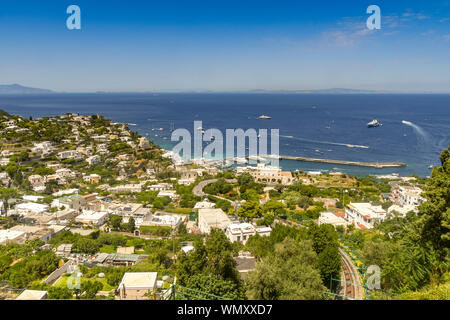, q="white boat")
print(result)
[368,119,382,127]
[258,115,271,120]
